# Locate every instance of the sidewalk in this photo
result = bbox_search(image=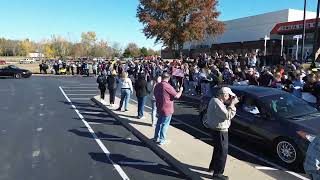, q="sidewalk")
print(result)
[92,95,275,180]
